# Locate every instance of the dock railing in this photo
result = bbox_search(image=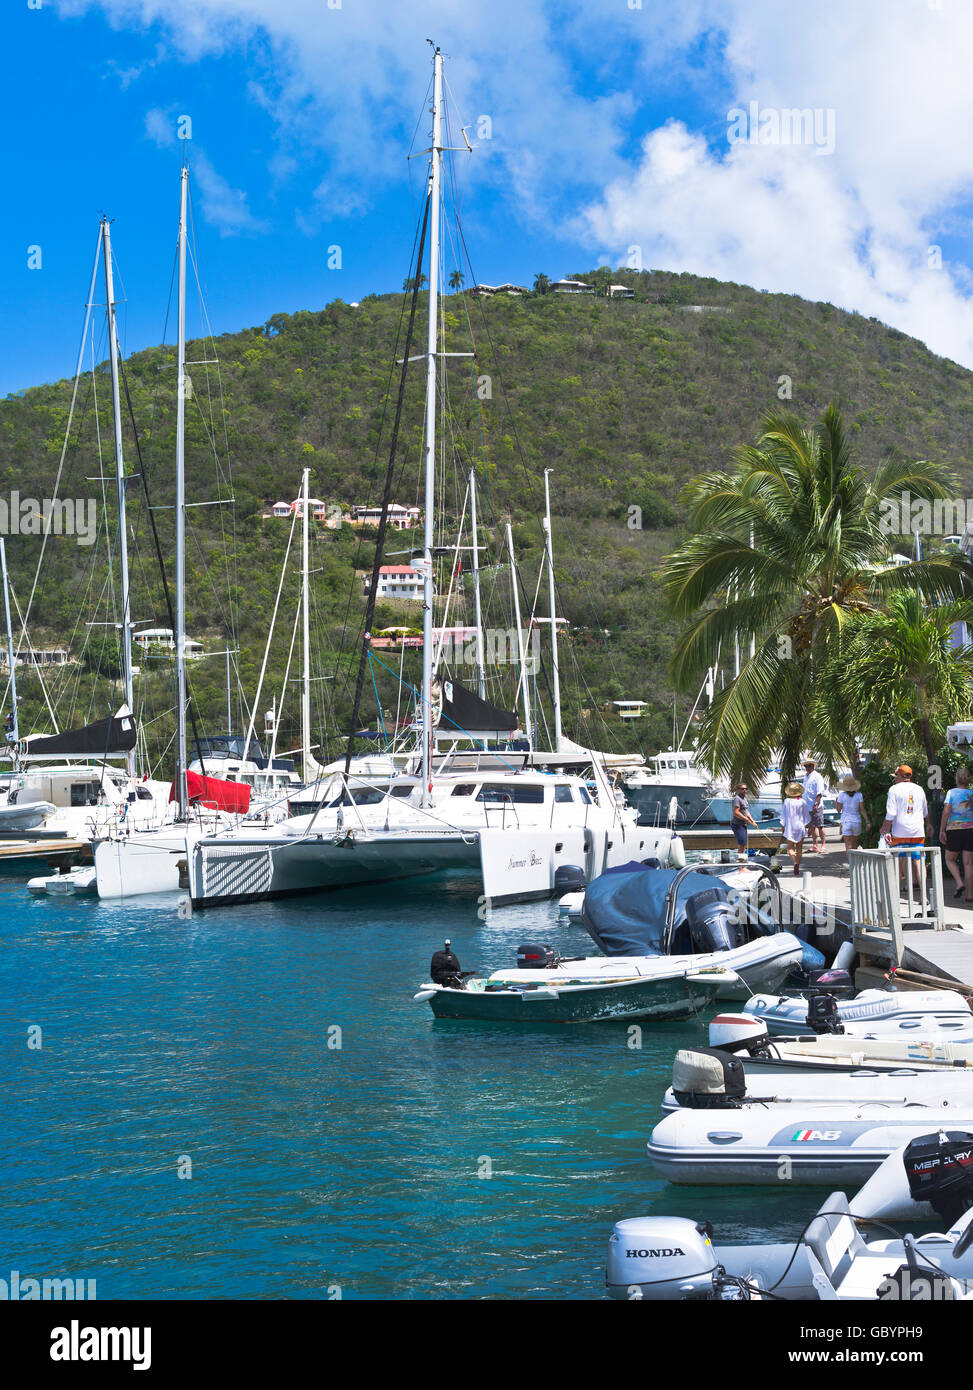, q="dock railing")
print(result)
[849,846,945,966]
